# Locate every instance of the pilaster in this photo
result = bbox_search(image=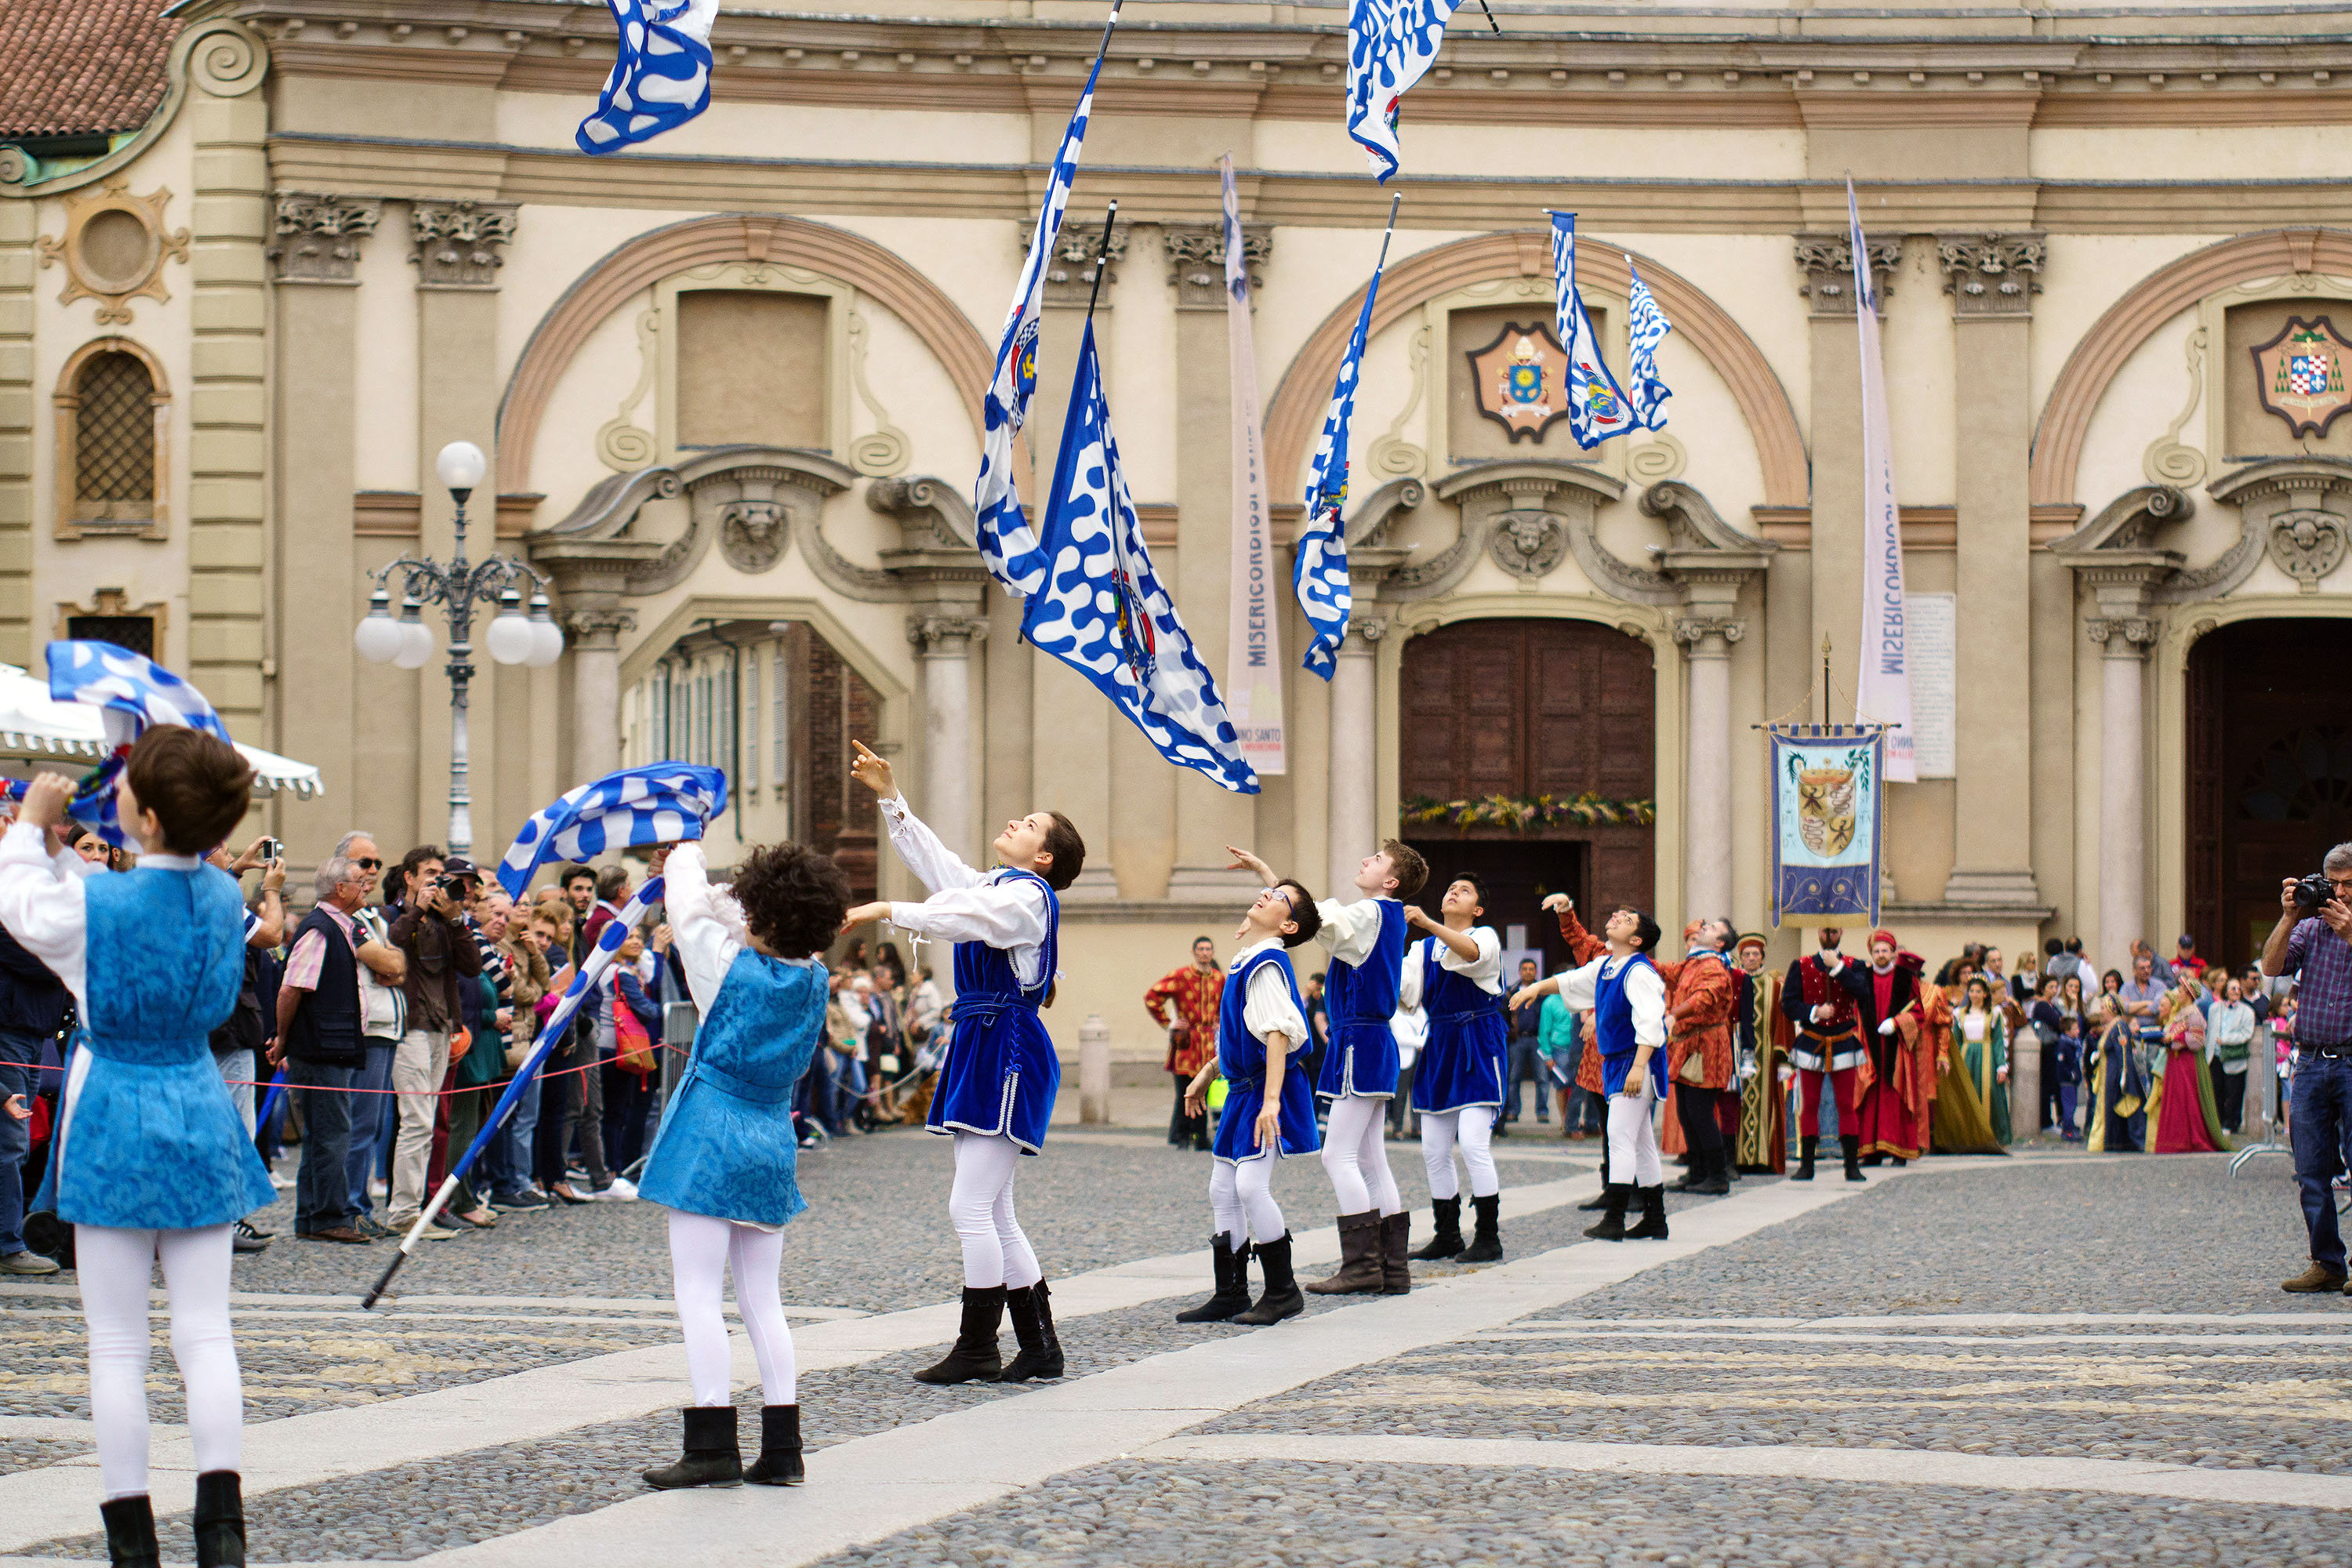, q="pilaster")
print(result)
[0,199,34,666]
